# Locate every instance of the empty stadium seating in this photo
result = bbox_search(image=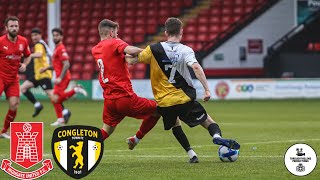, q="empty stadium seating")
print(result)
[60,0,194,79]
[0,0,270,80]
[181,0,268,52]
